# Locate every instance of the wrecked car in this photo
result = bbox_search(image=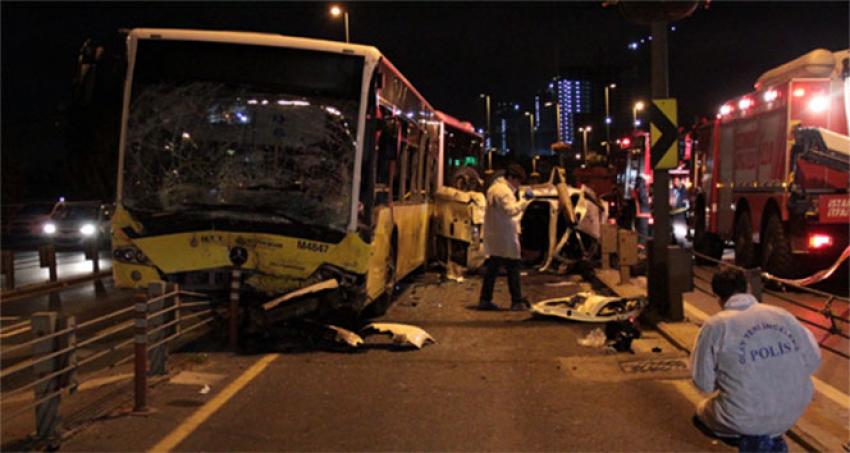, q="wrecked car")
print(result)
[531,292,647,323]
